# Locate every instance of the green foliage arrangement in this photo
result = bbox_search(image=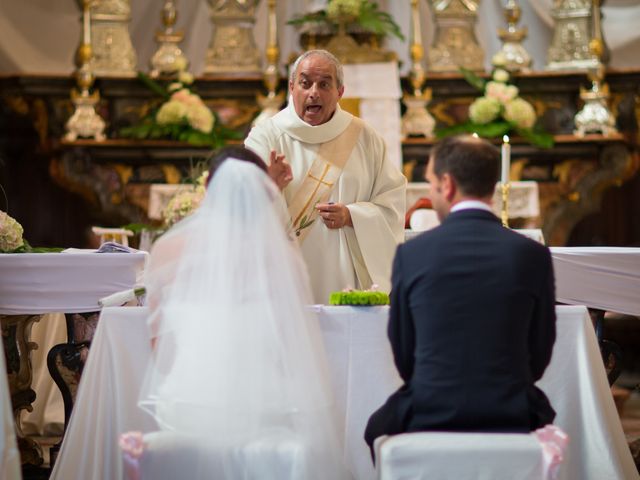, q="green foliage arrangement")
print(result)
[437,54,554,149]
[287,0,404,41]
[329,290,390,306]
[120,72,241,149]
